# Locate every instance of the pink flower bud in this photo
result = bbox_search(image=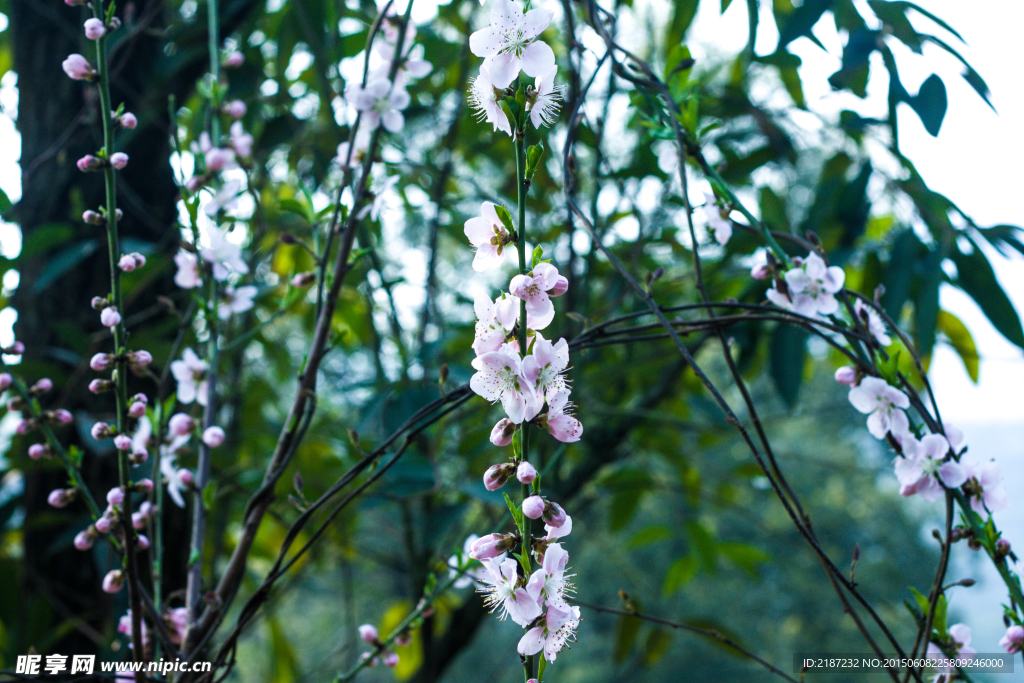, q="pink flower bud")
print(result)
[226,100,247,118]
[90,353,112,371]
[489,418,516,447]
[129,253,146,268]
[542,500,567,528]
[77,154,101,171]
[109,17,121,29]
[549,276,569,298]
[107,487,125,507]
[48,488,76,508]
[751,263,771,279]
[102,569,125,593]
[468,533,513,560]
[15,419,32,434]
[28,443,49,459]
[0,373,10,390]
[89,379,112,394]
[483,463,513,491]
[84,18,106,40]
[1001,625,1024,654]
[134,478,154,492]
[129,448,148,464]
[185,175,204,192]
[517,461,537,484]
[178,469,195,487]
[110,153,129,169]
[118,254,138,272]
[62,54,95,81]
[95,516,113,533]
[383,653,399,668]
[224,51,244,67]
[290,272,316,287]
[128,402,146,419]
[522,495,545,519]
[169,413,194,436]
[114,434,132,450]
[91,422,111,440]
[31,378,53,394]
[119,112,138,129]
[100,307,121,327]
[205,148,233,172]
[74,530,94,550]
[51,409,73,424]
[83,210,103,224]
[358,624,378,643]
[128,350,153,367]
[9,341,24,354]
[91,296,109,310]
[131,511,146,529]
[395,632,411,646]
[202,426,226,448]
[136,534,150,550]
[834,366,857,386]
[362,653,379,667]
